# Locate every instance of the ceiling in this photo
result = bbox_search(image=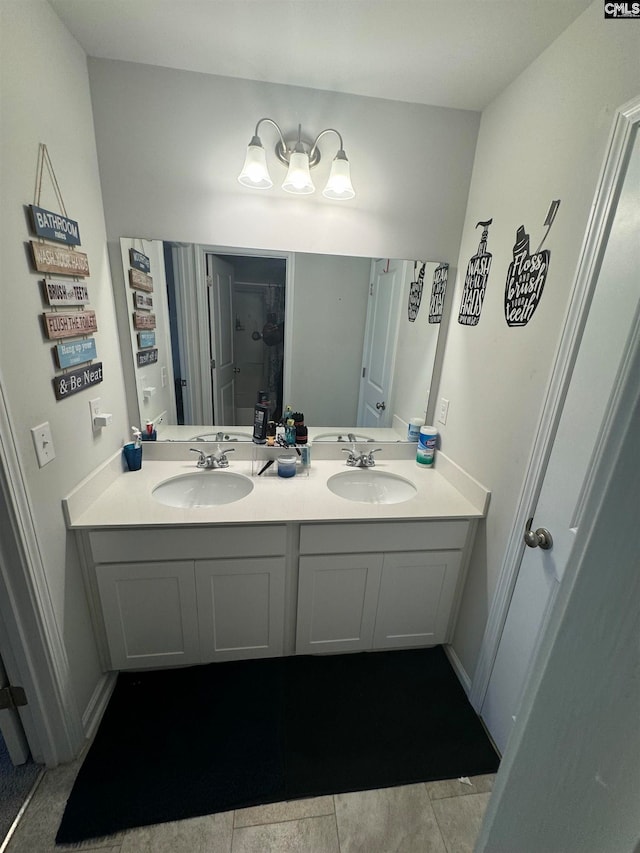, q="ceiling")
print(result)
[49,0,593,111]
